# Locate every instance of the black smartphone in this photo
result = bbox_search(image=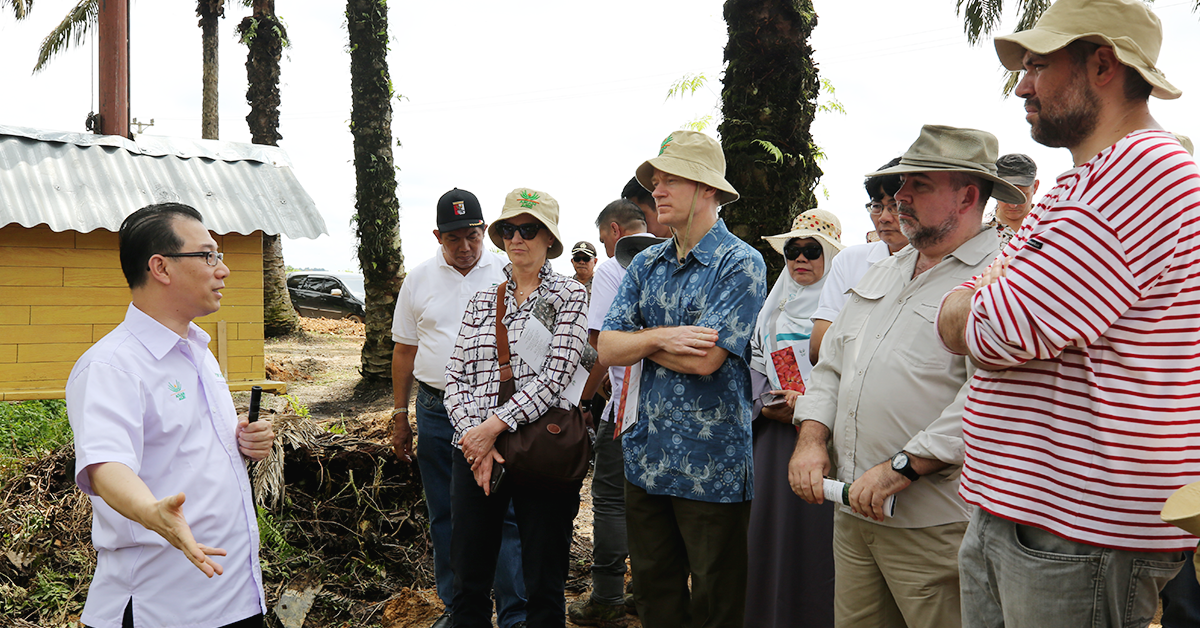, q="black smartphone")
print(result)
[489,463,506,494]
